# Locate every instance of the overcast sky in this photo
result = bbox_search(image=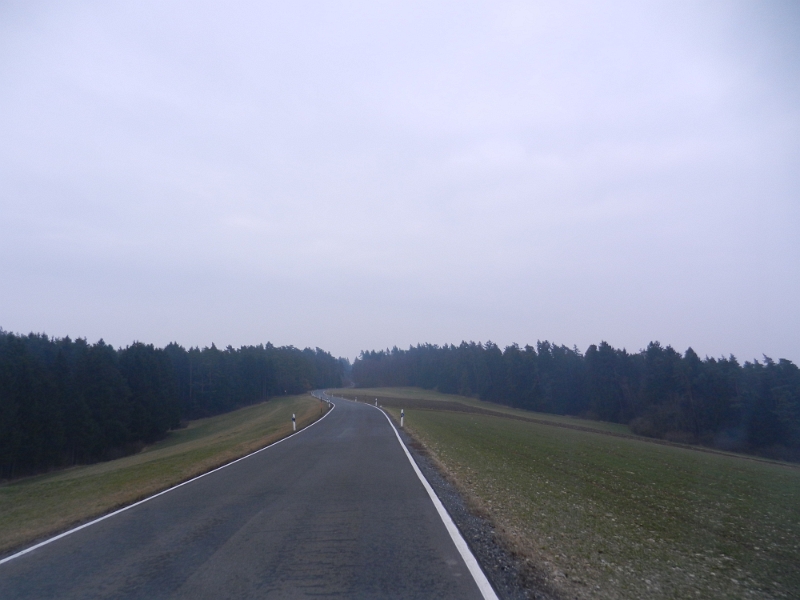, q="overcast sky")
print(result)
[1,0,798,363]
